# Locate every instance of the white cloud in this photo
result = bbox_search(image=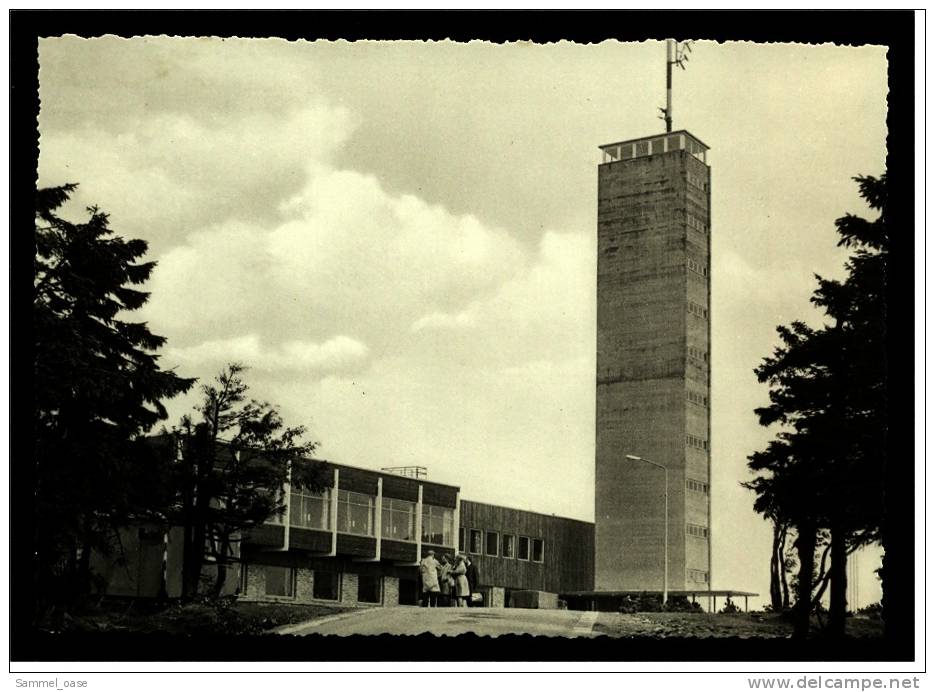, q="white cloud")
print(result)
[38,104,358,250]
[138,149,527,369]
